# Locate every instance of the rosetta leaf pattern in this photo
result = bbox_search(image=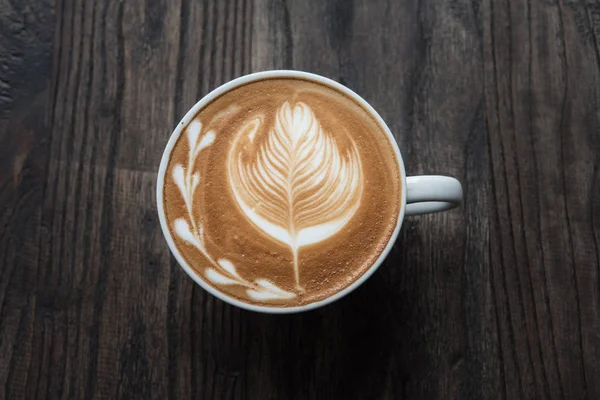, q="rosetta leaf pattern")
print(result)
[171,118,296,301]
[228,102,364,290]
